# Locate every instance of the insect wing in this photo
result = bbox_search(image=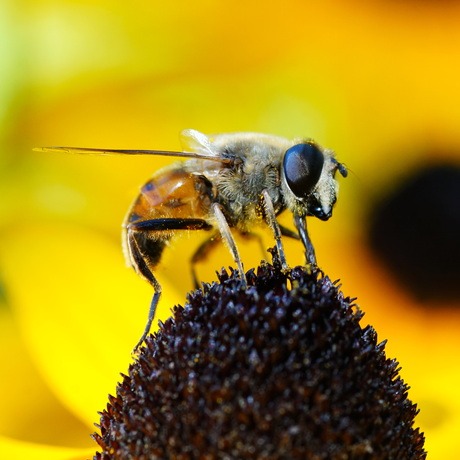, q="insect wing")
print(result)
[34,129,230,163]
[179,129,221,159]
[33,146,192,156]
[33,146,214,159]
